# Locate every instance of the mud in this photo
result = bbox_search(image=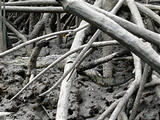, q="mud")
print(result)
[0,45,159,120]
